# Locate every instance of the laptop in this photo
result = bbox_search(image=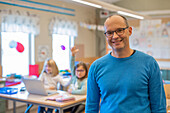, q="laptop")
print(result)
[22,78,58,96]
